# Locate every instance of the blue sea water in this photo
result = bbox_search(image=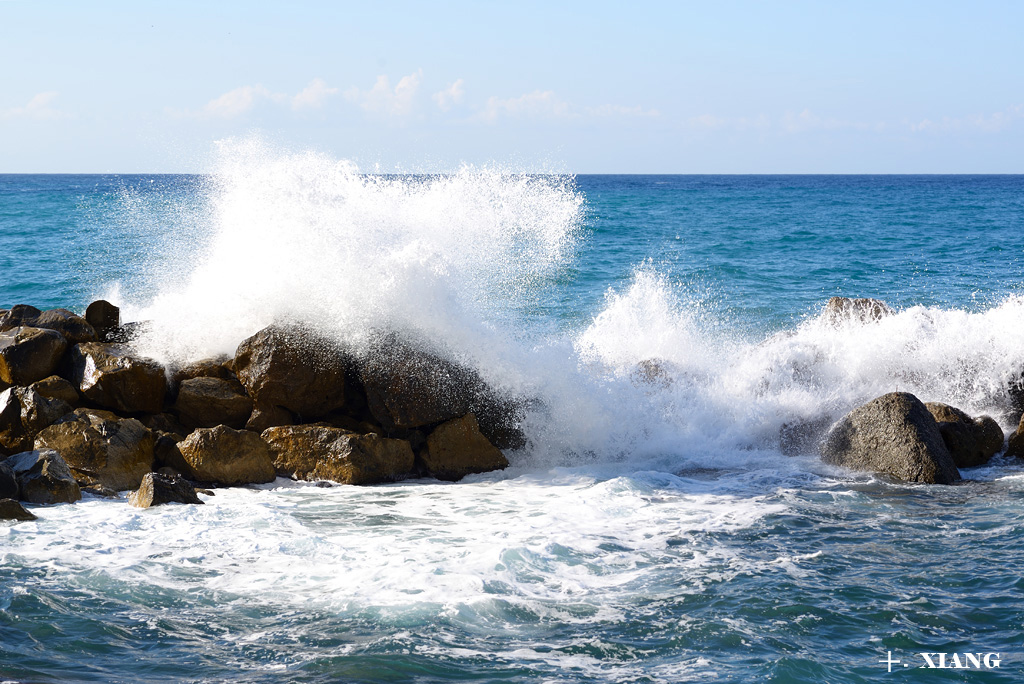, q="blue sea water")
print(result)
[2,162,1024,683]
